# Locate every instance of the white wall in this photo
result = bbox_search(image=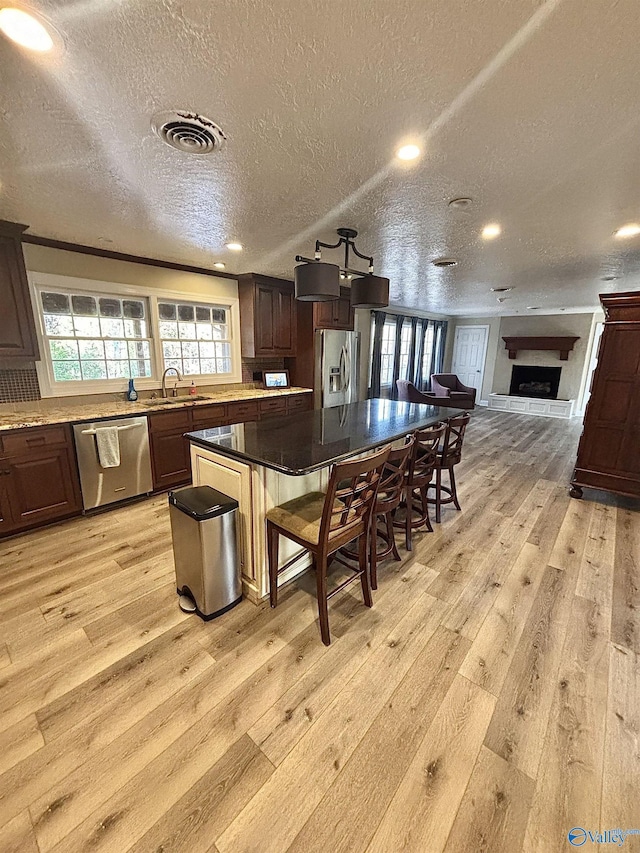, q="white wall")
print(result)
[23,244,237,300]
